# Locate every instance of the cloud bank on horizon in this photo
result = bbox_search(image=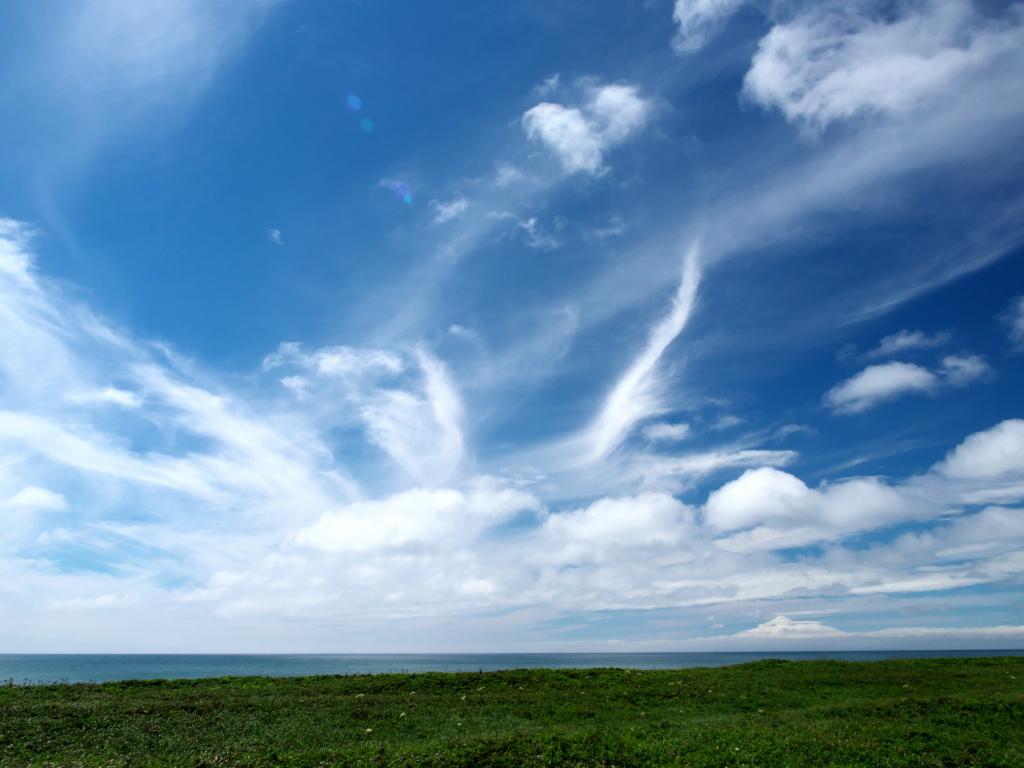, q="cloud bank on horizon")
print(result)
[0,0,1023,652]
